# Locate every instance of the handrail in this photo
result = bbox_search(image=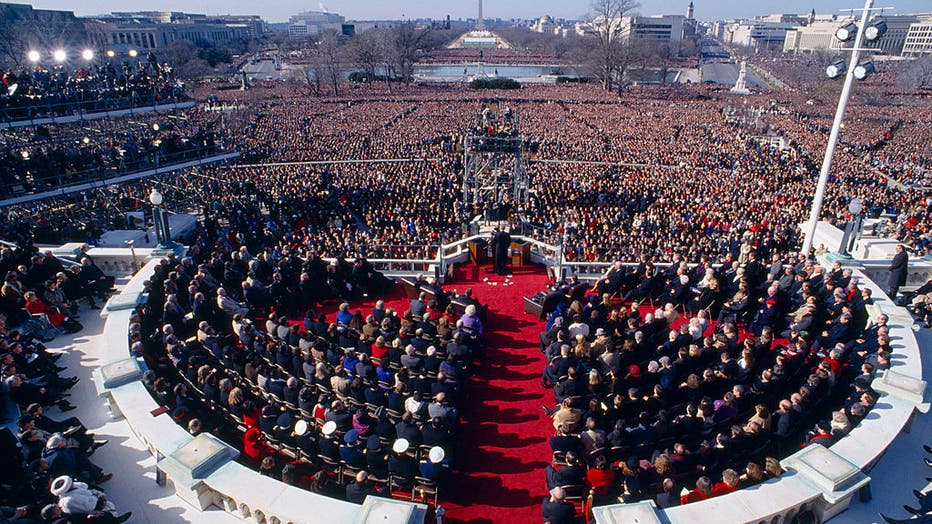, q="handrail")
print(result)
[0,151,240,207]
[0,92,189,128]
[0,144,224,198]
